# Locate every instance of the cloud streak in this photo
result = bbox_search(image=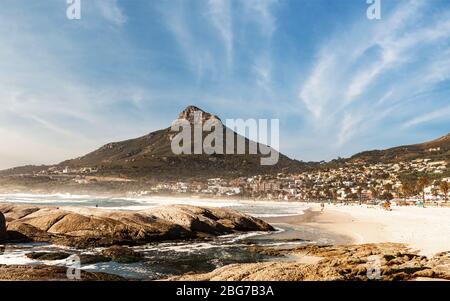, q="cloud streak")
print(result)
[403,106,450,128]
[207,0,233,65]
[298,0,450,149]
[95,0,127,26]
